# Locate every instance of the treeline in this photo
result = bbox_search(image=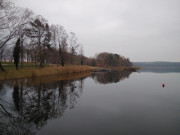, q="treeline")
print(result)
[90,52,133,67]
[0,0,132,71]
[0,0,85,70]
